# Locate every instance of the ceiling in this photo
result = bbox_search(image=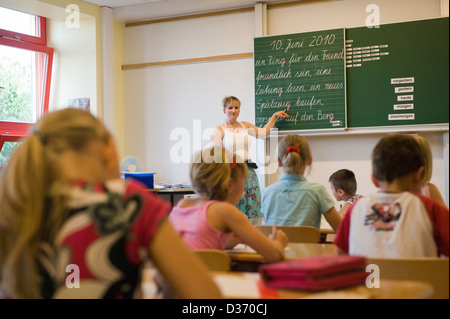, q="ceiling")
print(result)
[80,0,294,22]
